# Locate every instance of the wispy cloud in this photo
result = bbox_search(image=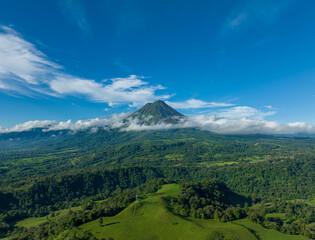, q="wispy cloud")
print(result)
[0,26,60,85]
[59,0,89,34]
[216,106,276,120]
[0,81,9,90]
[99,0,147,35]
[166,99,233,109]
[113,58,133,73]
[0,26,61,97]
[0,26,169,106]
[228,13,247,29]
[222,0,294,35]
